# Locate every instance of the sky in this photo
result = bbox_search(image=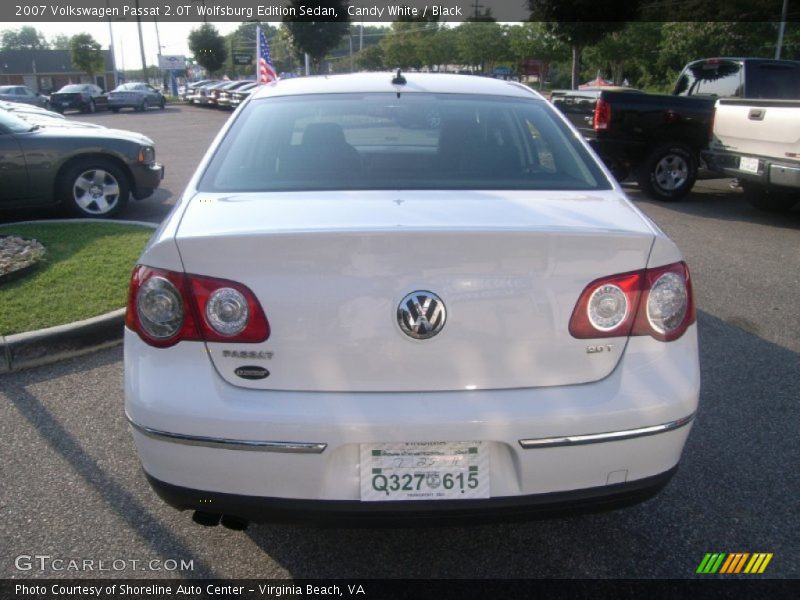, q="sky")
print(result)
[9,22,241,70]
